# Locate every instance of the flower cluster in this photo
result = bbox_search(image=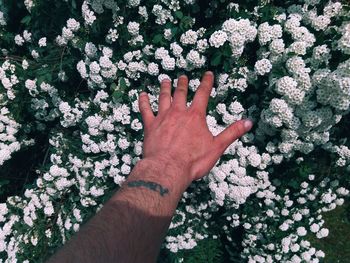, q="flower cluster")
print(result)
[241,175,349,262]
[56,18,81,46]
[0,0,349,262]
